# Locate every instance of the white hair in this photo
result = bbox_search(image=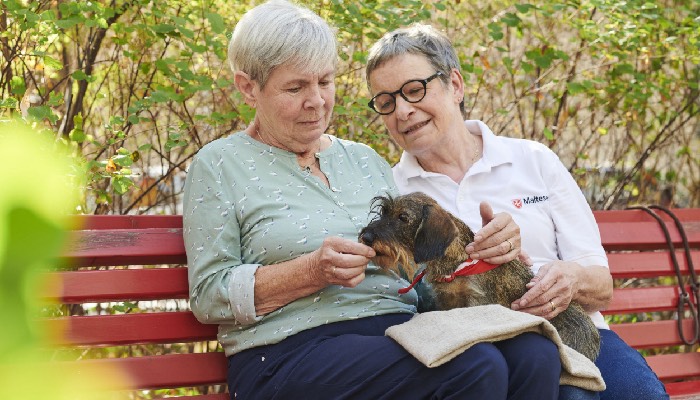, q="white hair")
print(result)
[228,0,338,88]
